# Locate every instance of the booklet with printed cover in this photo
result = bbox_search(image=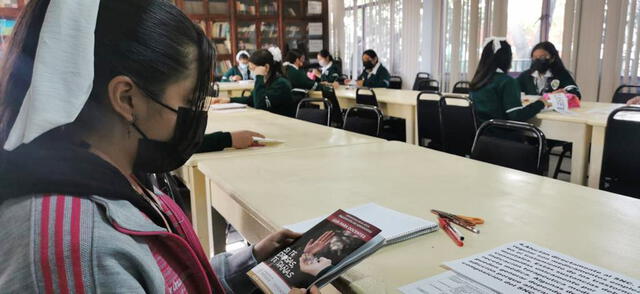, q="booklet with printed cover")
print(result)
[247,209,385,294]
